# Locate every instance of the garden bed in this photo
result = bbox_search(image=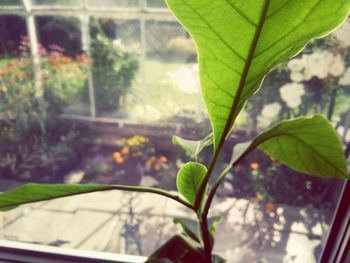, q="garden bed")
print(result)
[1,117,341,213]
